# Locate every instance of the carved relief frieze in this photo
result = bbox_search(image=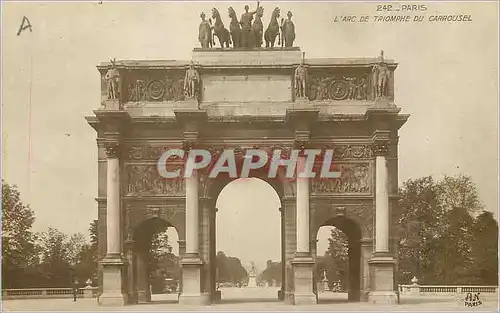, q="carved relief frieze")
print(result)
[308,74,369,101]
[322,144,373,160]
[125,145,183,161]
[126,165,185,196]
[311,163,371,194]
[126,71,186,103]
